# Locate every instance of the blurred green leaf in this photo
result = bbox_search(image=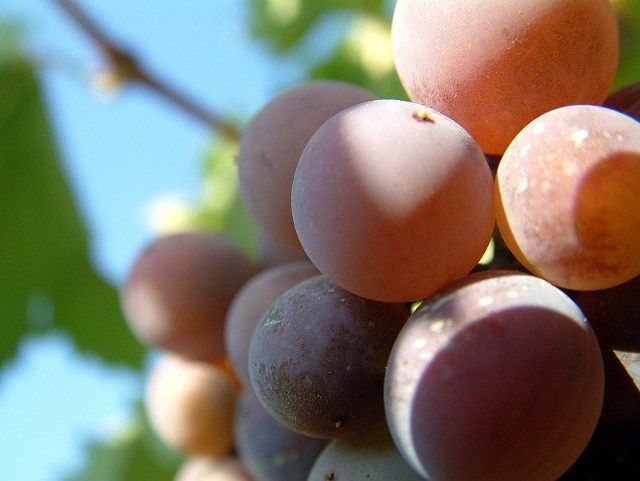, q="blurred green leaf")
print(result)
[190,137,258,258]
[0,58,145,368]
[246,0,388,52]
[65,403,183,481]
[614,0,640,89]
